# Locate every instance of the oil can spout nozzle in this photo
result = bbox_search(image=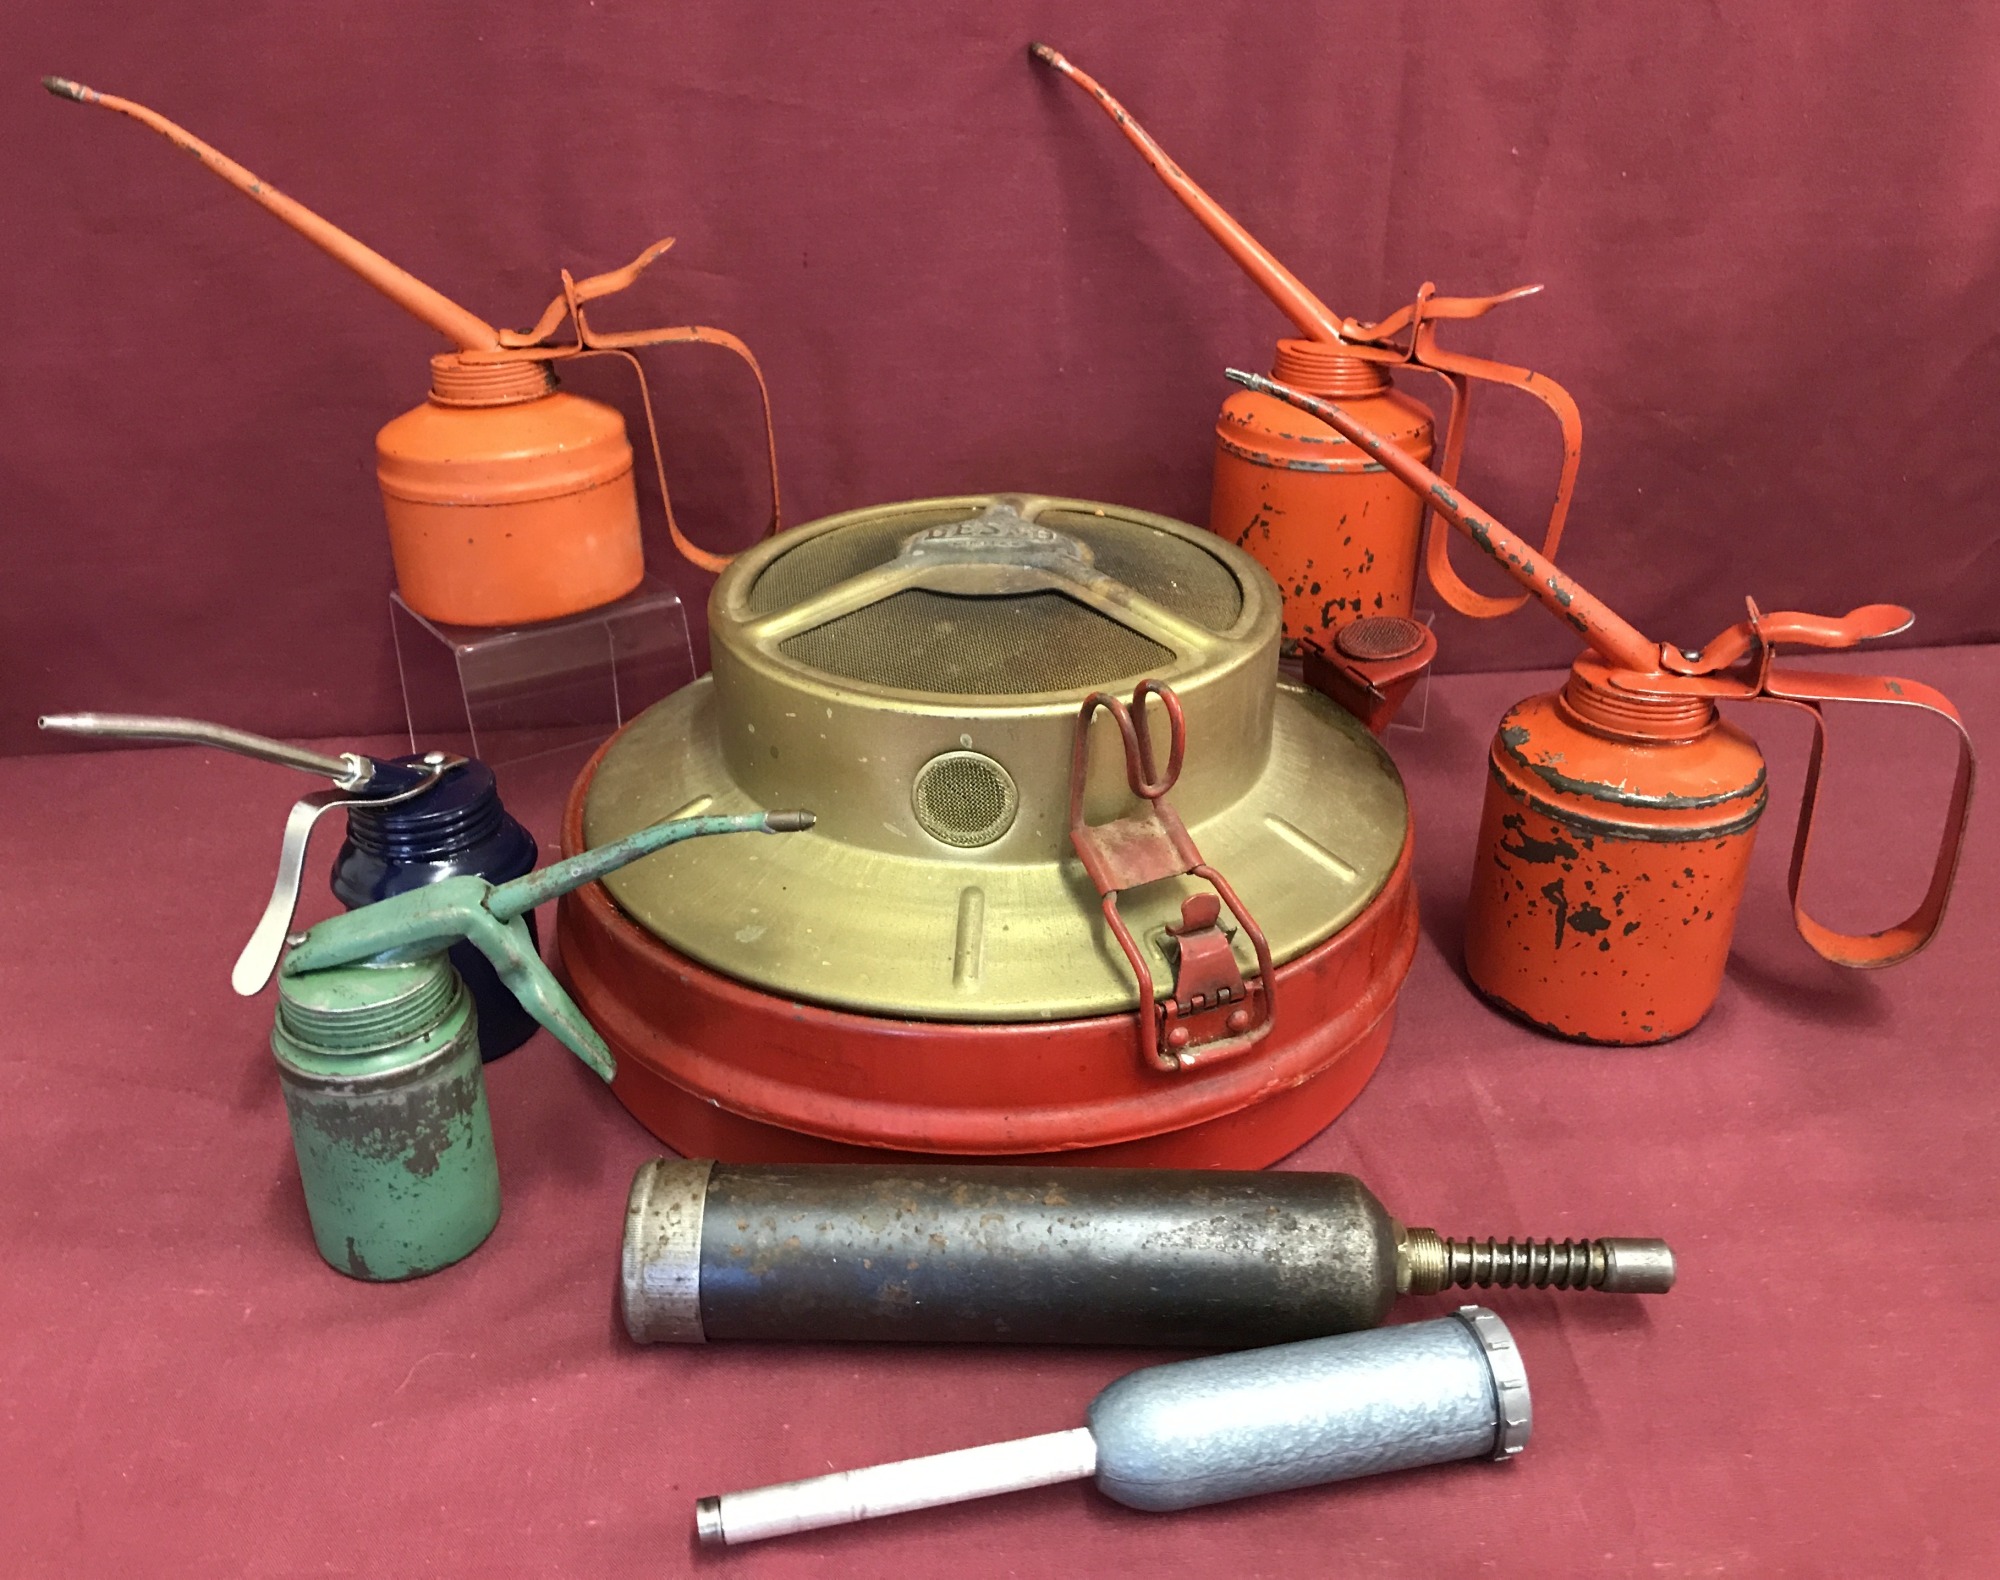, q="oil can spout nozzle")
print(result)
[43,74,502,352]
[1029,43,1347,345]
[1398,1229,1676,1296]
[38,710,375,790]
[278,809,814,1080]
